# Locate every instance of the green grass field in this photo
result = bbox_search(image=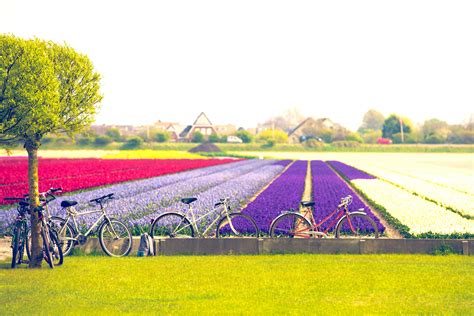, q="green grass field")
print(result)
[1,255,473,314]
